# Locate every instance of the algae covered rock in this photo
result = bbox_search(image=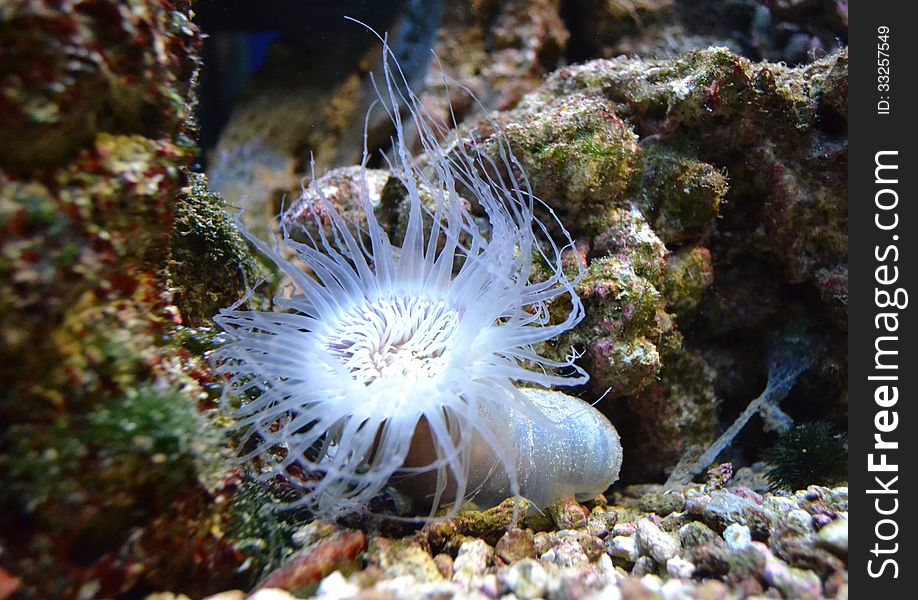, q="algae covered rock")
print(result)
[490,46,846,482]
[0,0,200,174]
[0,1,259,597]
[170,170,261,325]
[563,0,846,65]
[494,93,640,235]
